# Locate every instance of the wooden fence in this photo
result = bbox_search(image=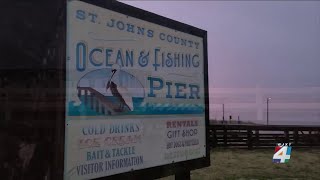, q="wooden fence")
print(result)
[208,124,320,149]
